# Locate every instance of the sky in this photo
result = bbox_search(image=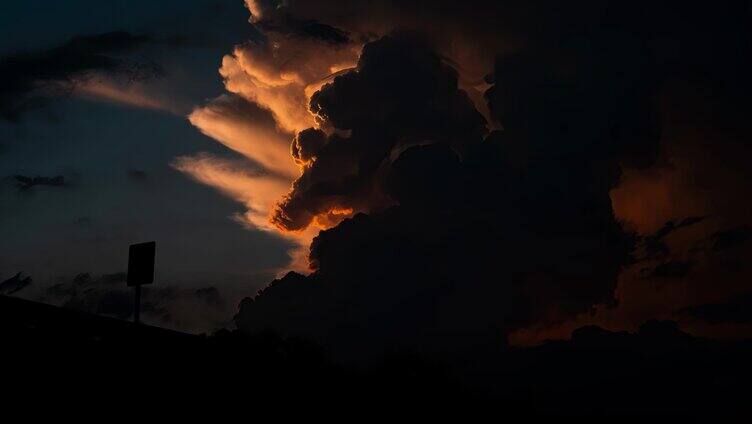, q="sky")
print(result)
[1,0,751,351]
[0,0,293,331]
